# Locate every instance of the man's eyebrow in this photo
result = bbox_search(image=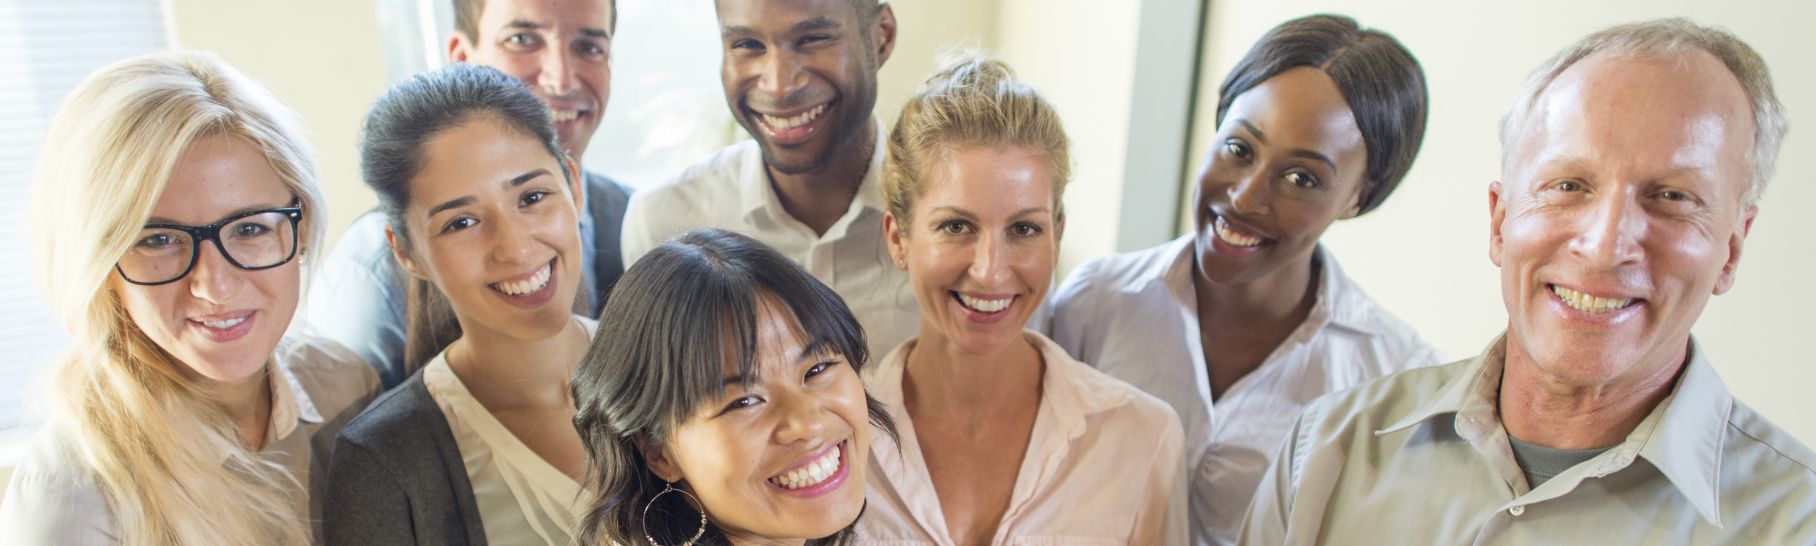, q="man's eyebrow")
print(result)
[793,16,841,33]
[503,19,544,31]
[580,27,610,40]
